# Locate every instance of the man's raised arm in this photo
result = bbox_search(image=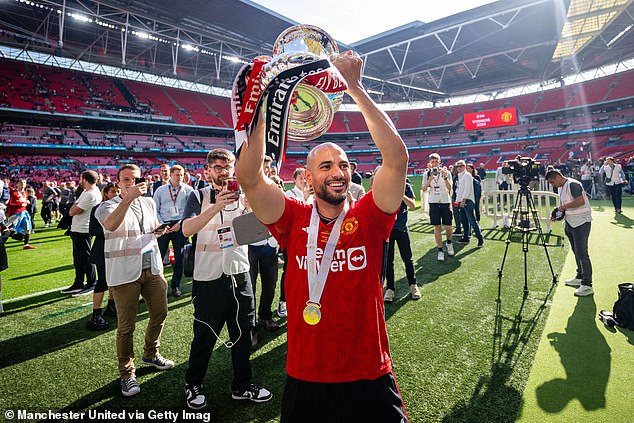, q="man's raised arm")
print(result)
[334,53,408,214]
[236,116,286,224]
